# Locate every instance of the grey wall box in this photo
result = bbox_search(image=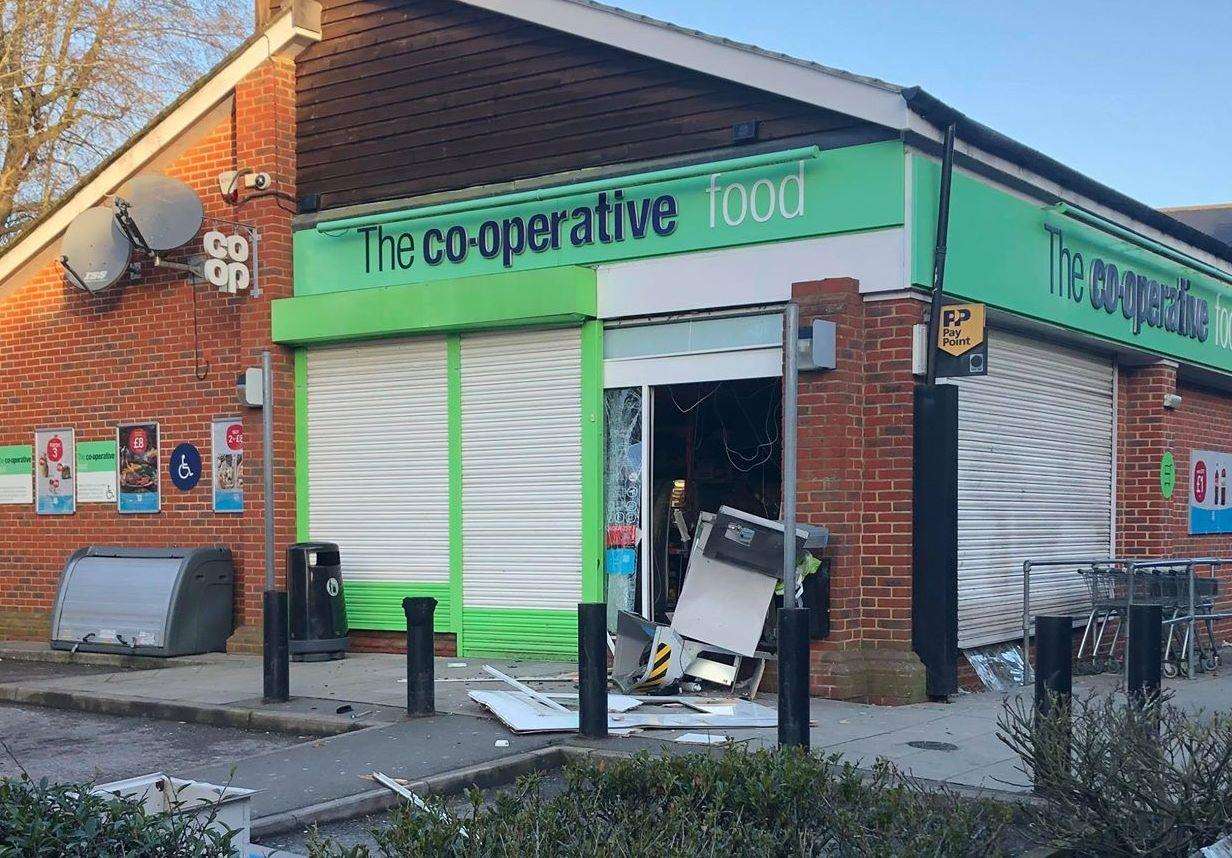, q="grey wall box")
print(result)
[798,319,837,371]
[51,546,234,657]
